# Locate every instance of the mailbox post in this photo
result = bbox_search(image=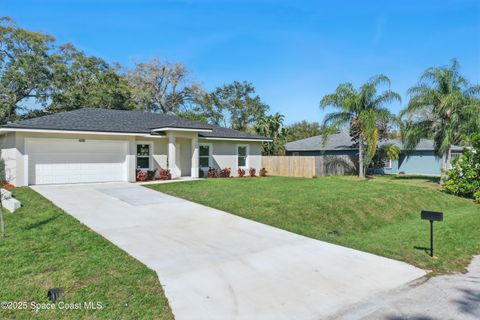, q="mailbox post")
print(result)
[420,210,443,257]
